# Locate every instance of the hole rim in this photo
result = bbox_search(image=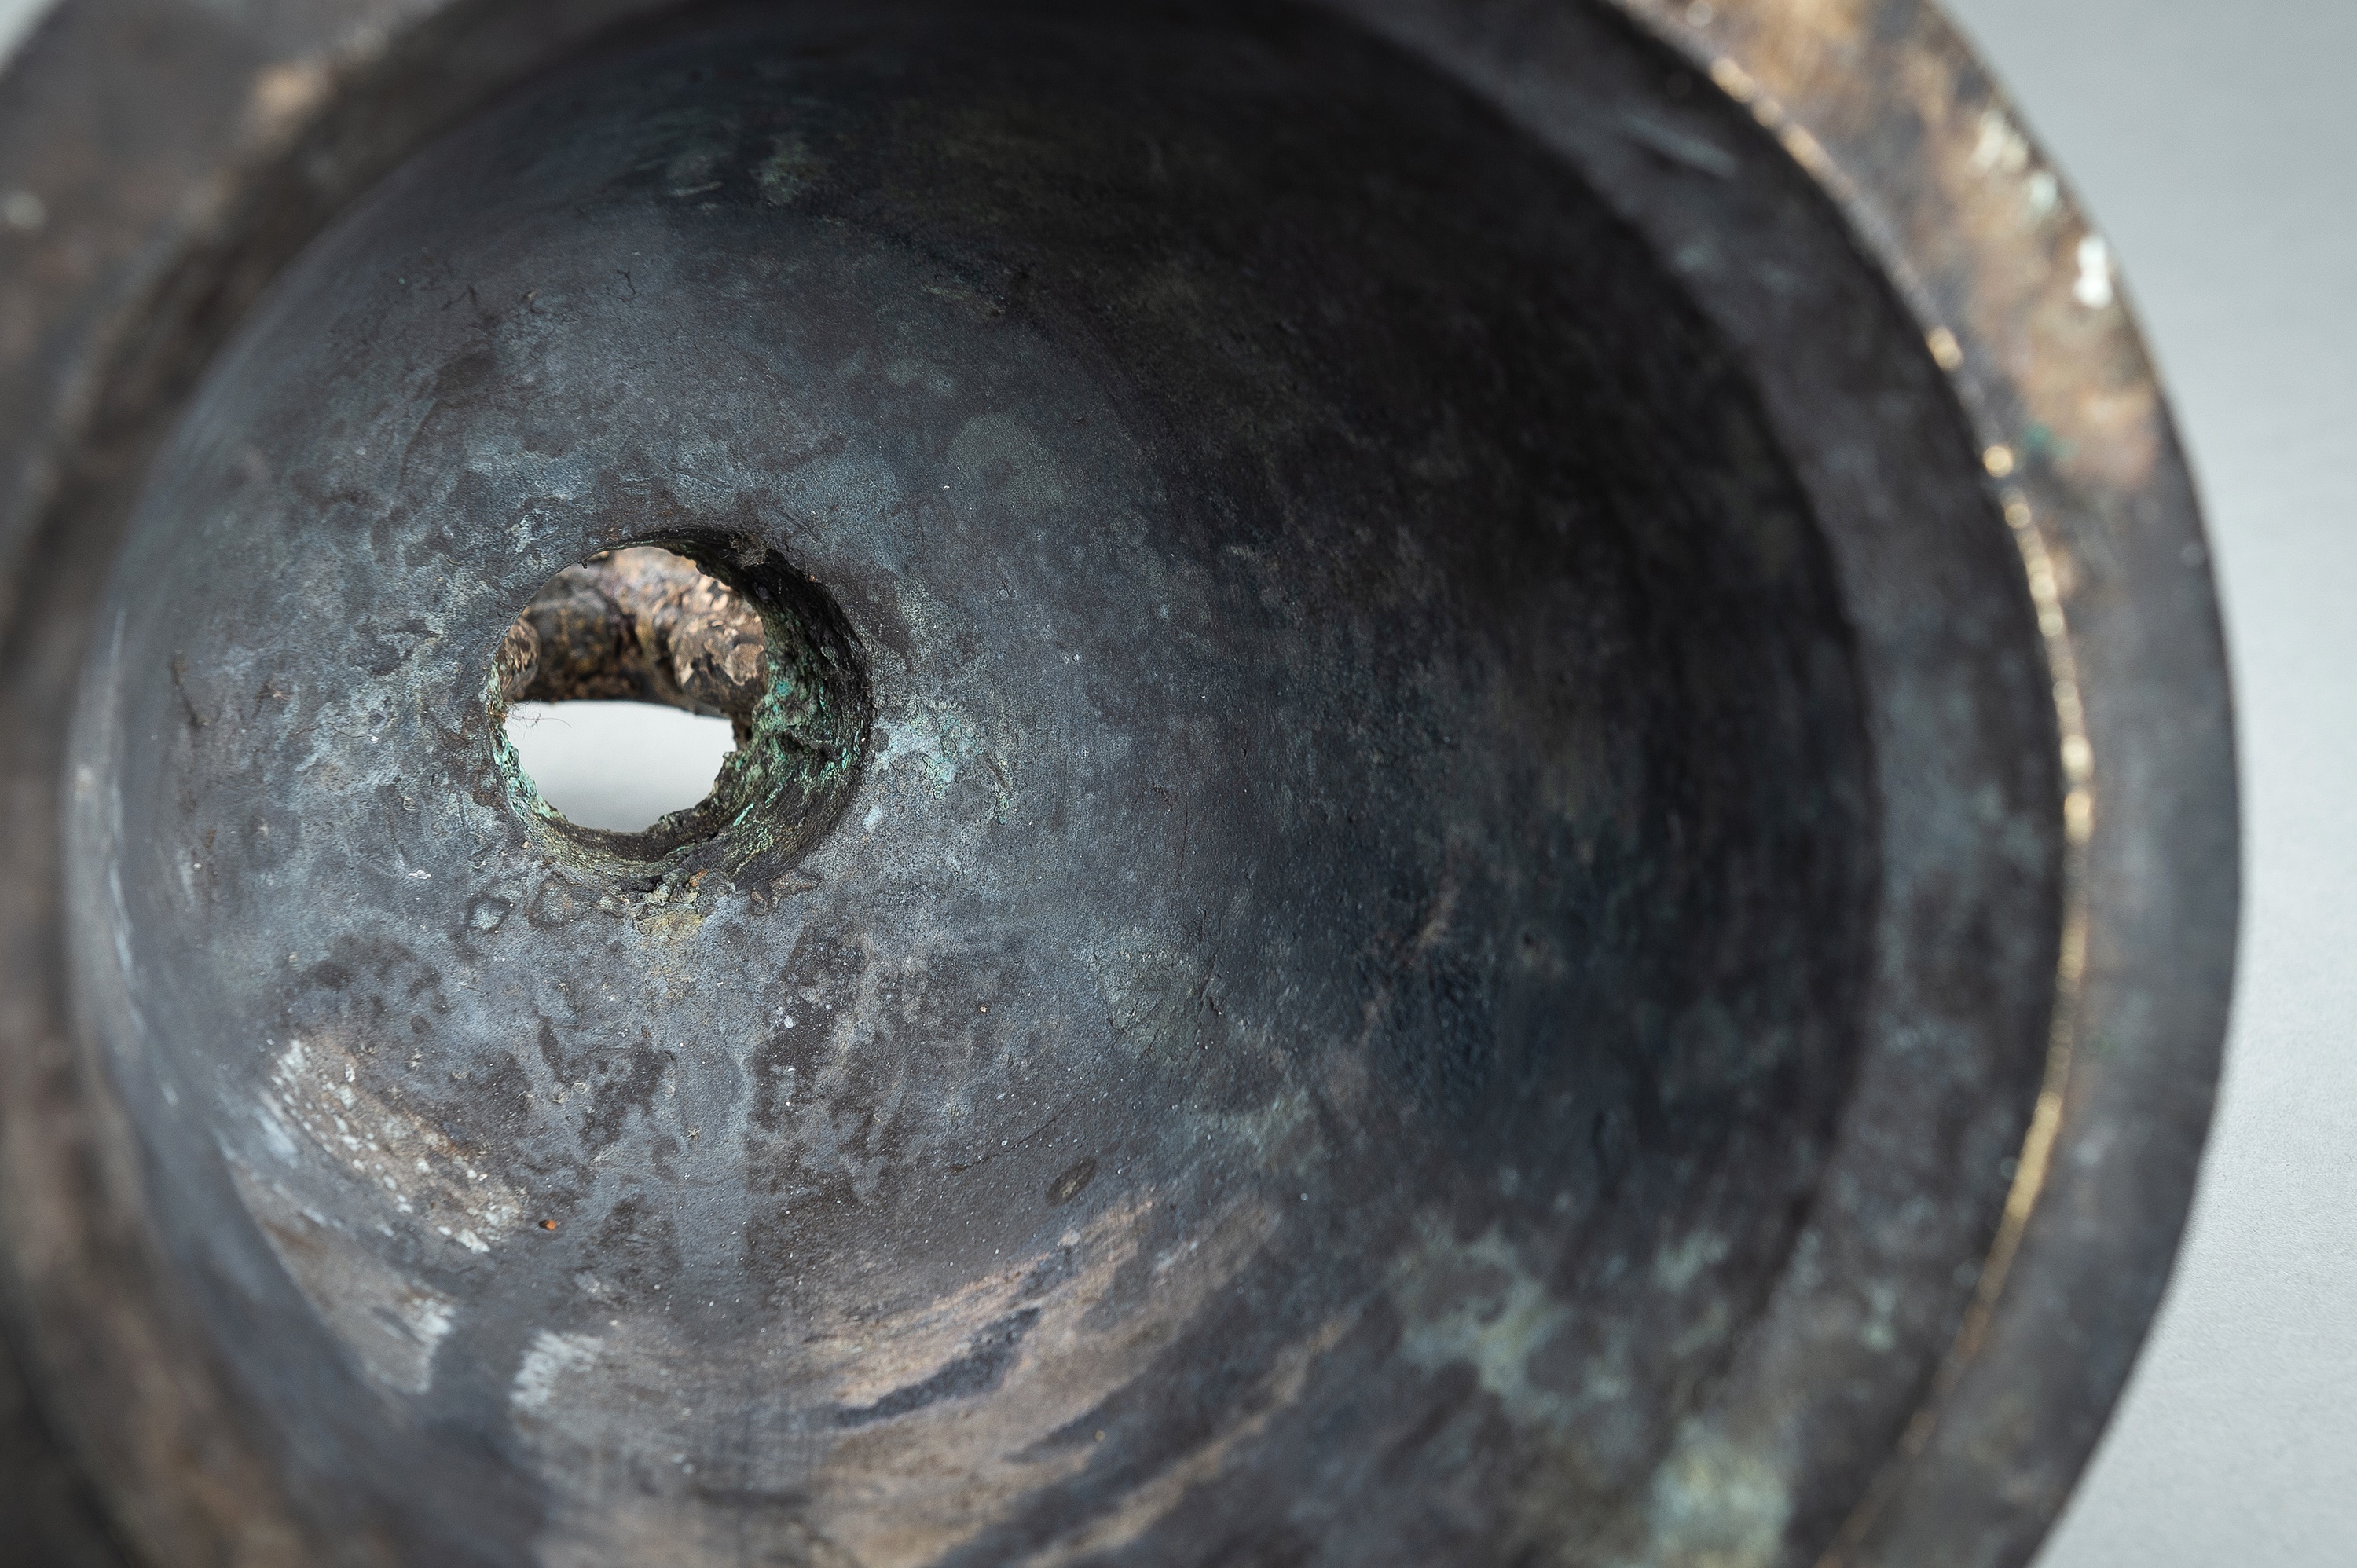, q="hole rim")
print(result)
[485,530,871,885]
